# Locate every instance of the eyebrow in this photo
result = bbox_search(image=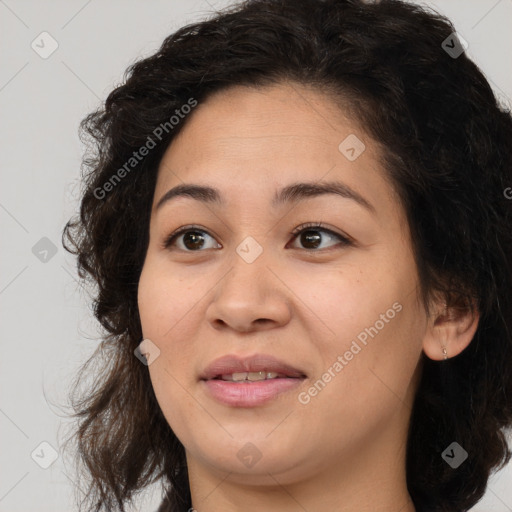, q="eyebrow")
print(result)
[155,180,376,214]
